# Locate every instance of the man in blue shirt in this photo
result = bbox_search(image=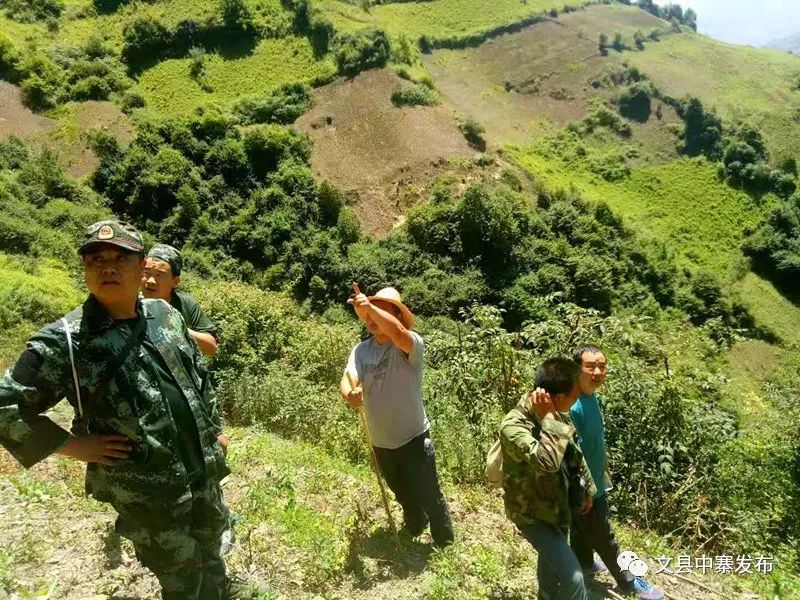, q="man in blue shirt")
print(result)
[570,345,664,600]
